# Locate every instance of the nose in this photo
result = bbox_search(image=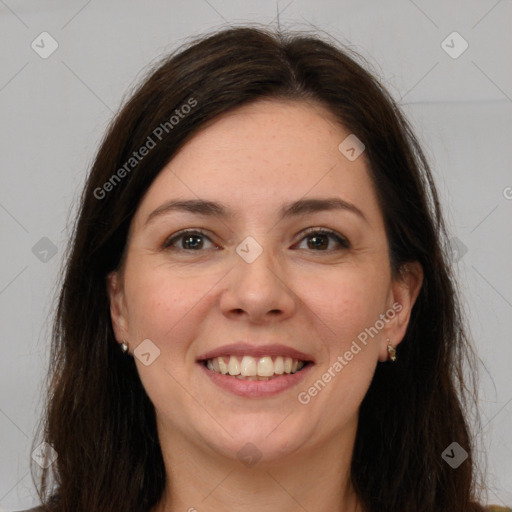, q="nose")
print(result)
[220,241,296,324]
